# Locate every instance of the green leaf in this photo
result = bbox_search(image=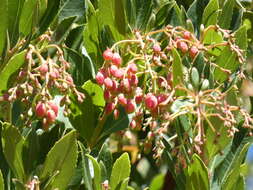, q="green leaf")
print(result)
[0,0,8,55]
[69,80,105,143]
[221,143,250,189]
[40,130,78,190]
[0,50,26,94]
[86,155,102,190]
[1,123,25,182]
[149,174,165,190]
[186,154,209,190]
[172,48,183,96]
[202,0,219,26]
[118,178,129,190]
[98,143,113,179]
[235,25,248,51]
[110,153,131,190]
[218,0,235,29]
[135,0,153,31]
[0,170,3,190]
[19,0,38,36]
